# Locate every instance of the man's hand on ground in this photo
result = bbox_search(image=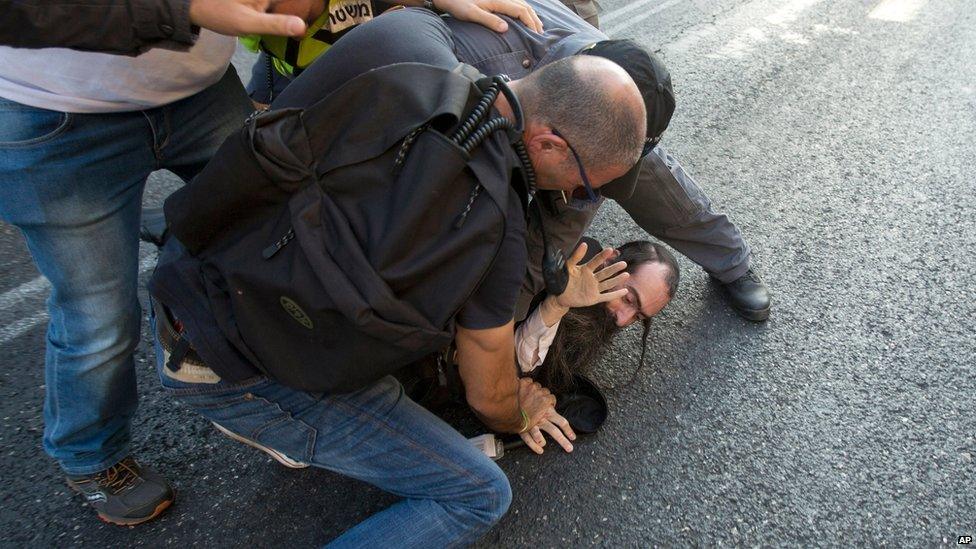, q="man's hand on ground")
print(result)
[518,377,556,426]
[435,0,544,33]
[519,405,576,454]
[518,378,576,454]
[189,0,319,38]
